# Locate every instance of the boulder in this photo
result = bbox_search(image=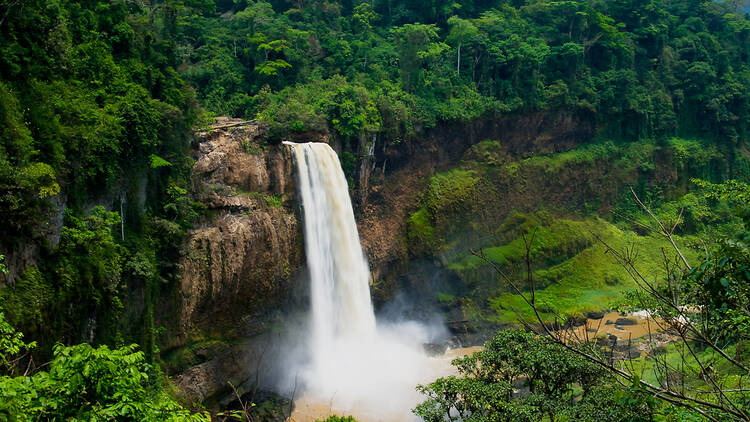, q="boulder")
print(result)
[615,317,638,326]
